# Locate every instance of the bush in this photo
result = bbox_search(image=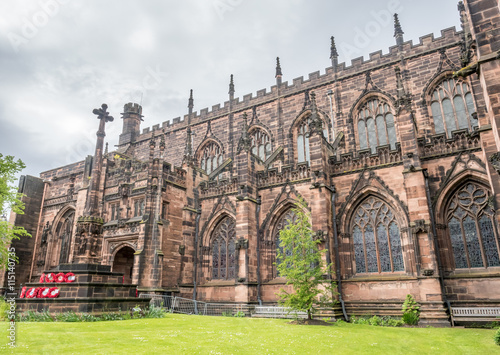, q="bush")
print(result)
[402,294,420,325]
[145,305,167,319]
[351,315,404,327]
[0,298,9,321]
[494,328,500,346]
[368,315,381,326]
[402,312,419,326]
